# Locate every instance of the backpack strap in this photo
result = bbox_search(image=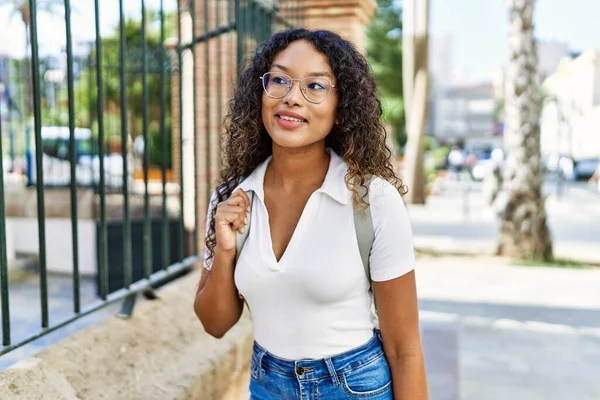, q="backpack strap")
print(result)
[235,191,254,264]
[353,179,375,282]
